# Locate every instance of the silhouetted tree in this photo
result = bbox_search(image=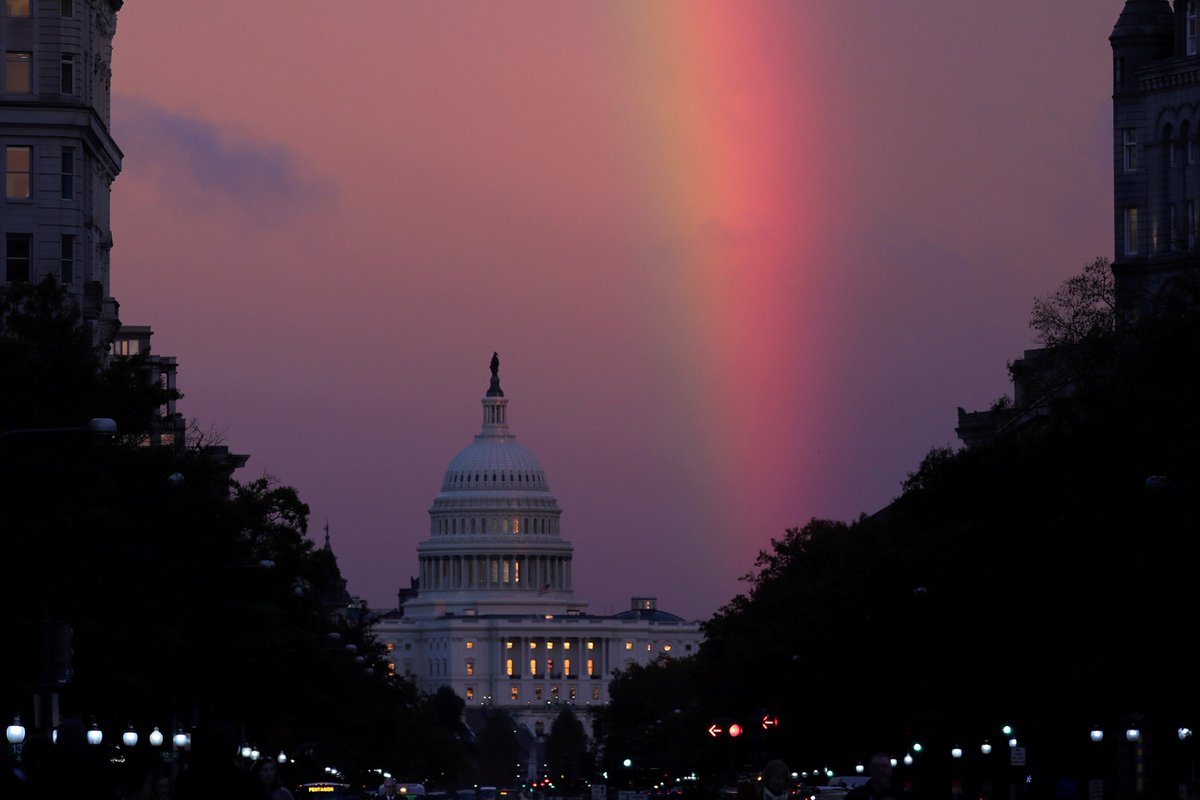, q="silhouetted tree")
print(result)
[545,707,591,790]
[476,708,522,787]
